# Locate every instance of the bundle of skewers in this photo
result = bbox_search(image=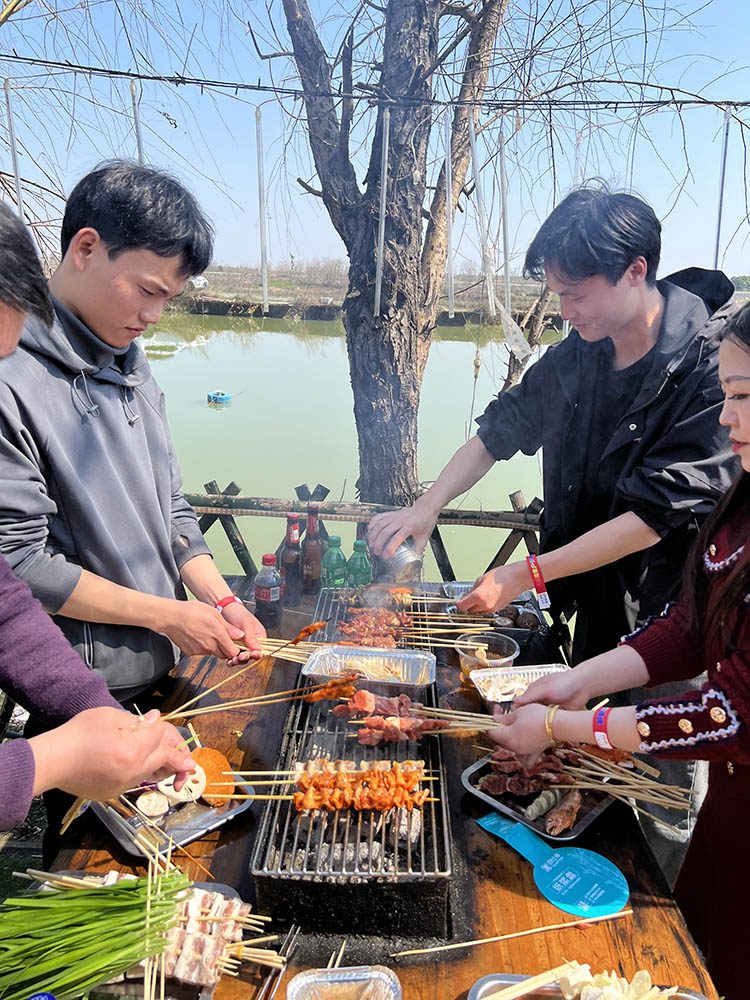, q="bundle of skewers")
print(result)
[209,758,439,813]
[0,857,284,1000]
